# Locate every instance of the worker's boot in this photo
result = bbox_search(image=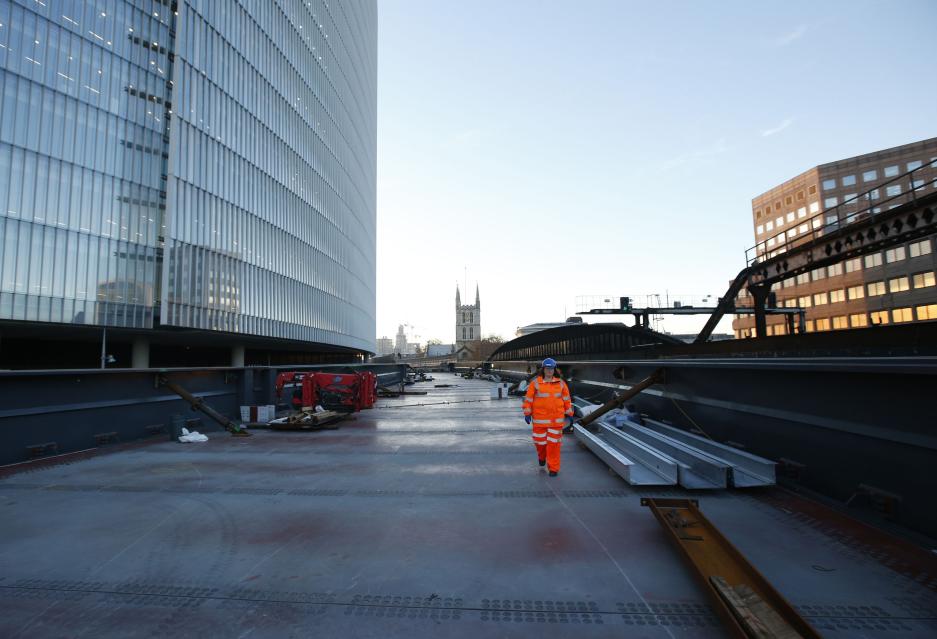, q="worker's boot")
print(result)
[549,471,558,477]
[538,459,546,467]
